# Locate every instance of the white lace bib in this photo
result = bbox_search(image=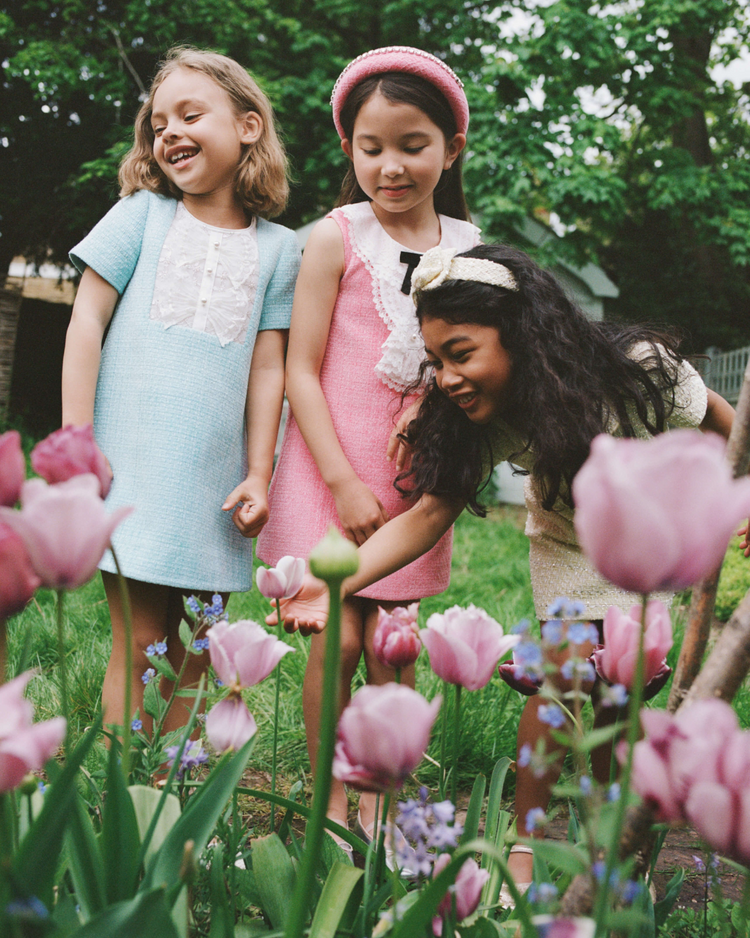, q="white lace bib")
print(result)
[340,202,480,390]
[150,202,259,347]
